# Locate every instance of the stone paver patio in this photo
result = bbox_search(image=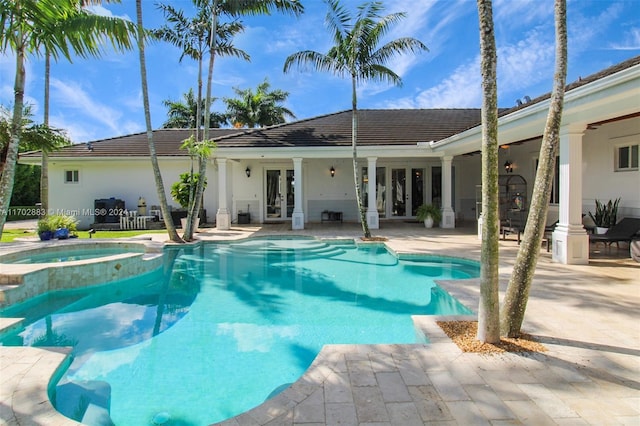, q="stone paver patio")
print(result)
[1,221,638,425]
